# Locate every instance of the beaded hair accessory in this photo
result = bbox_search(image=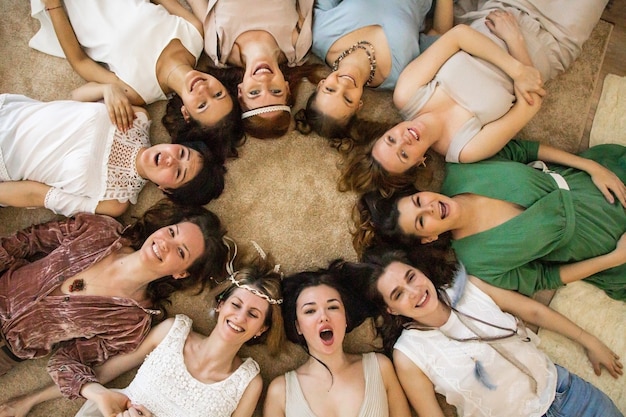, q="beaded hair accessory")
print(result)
[222,237,283,305]
[241,105,291,120]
